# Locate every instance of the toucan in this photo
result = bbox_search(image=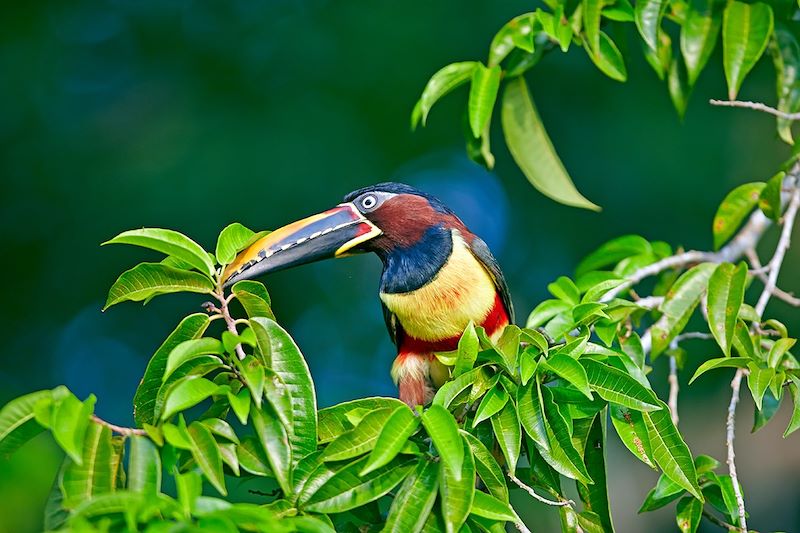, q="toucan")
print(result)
[223,183,513,407]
